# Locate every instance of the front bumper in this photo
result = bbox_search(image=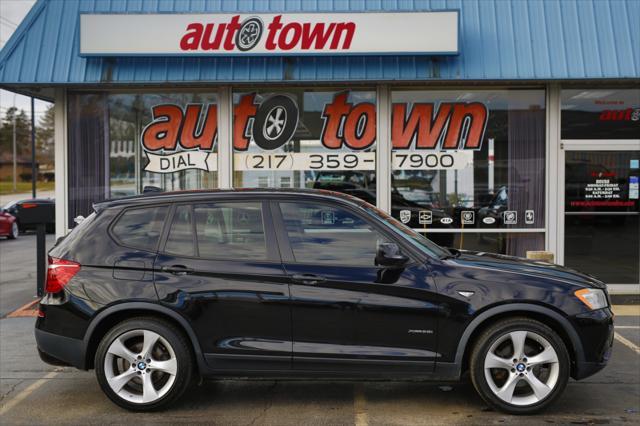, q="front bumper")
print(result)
[35,327,86,369]
[570,307,614,380]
